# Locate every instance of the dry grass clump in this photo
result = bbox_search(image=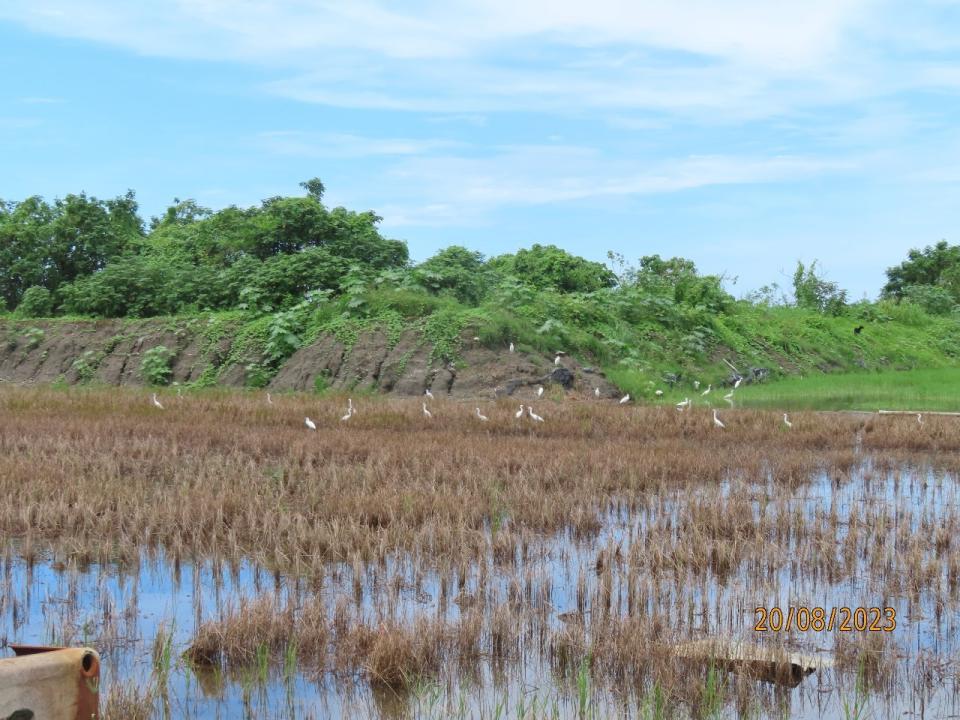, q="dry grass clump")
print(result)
[186,595,299,667]
[187,594,474,691]
[362,619,446,689]
[835,630,898,677]
[100,679,156,720]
